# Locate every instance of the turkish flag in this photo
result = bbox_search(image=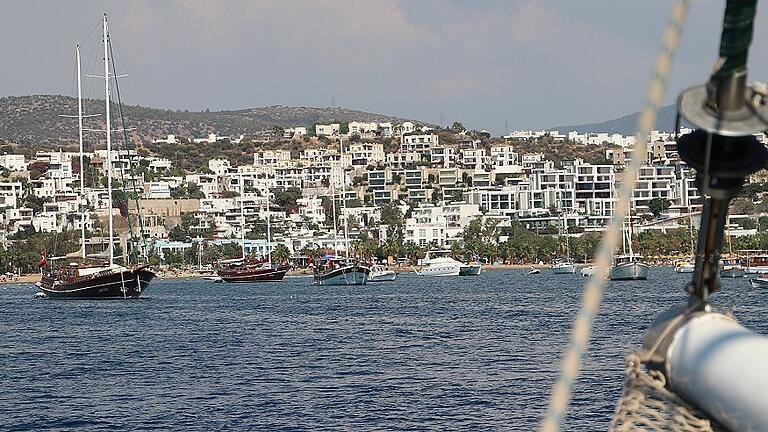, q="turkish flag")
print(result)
[37,249,47,268]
